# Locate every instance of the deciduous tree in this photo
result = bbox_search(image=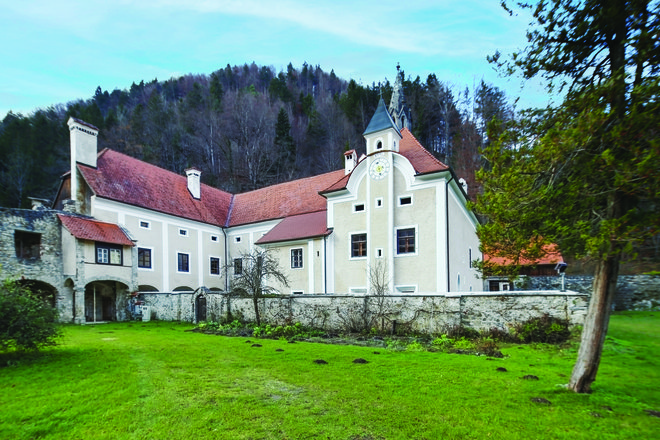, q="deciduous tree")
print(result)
[478,0,660,393]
